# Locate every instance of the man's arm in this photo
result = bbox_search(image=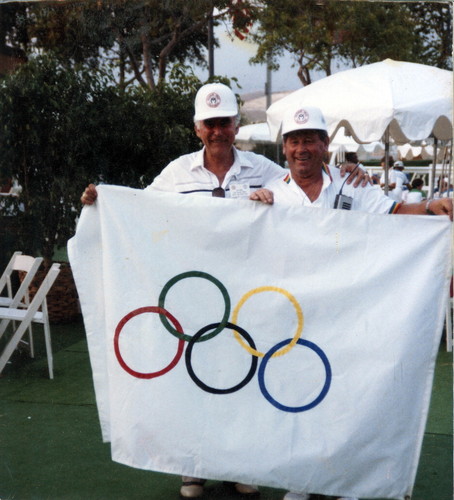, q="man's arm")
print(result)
[396,198,453,220]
